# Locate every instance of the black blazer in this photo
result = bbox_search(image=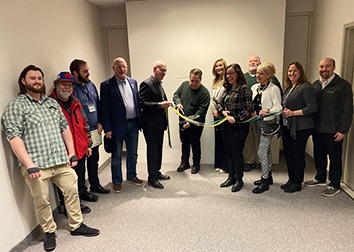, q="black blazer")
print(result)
[138,76,168,132]
[283,82,317,134]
